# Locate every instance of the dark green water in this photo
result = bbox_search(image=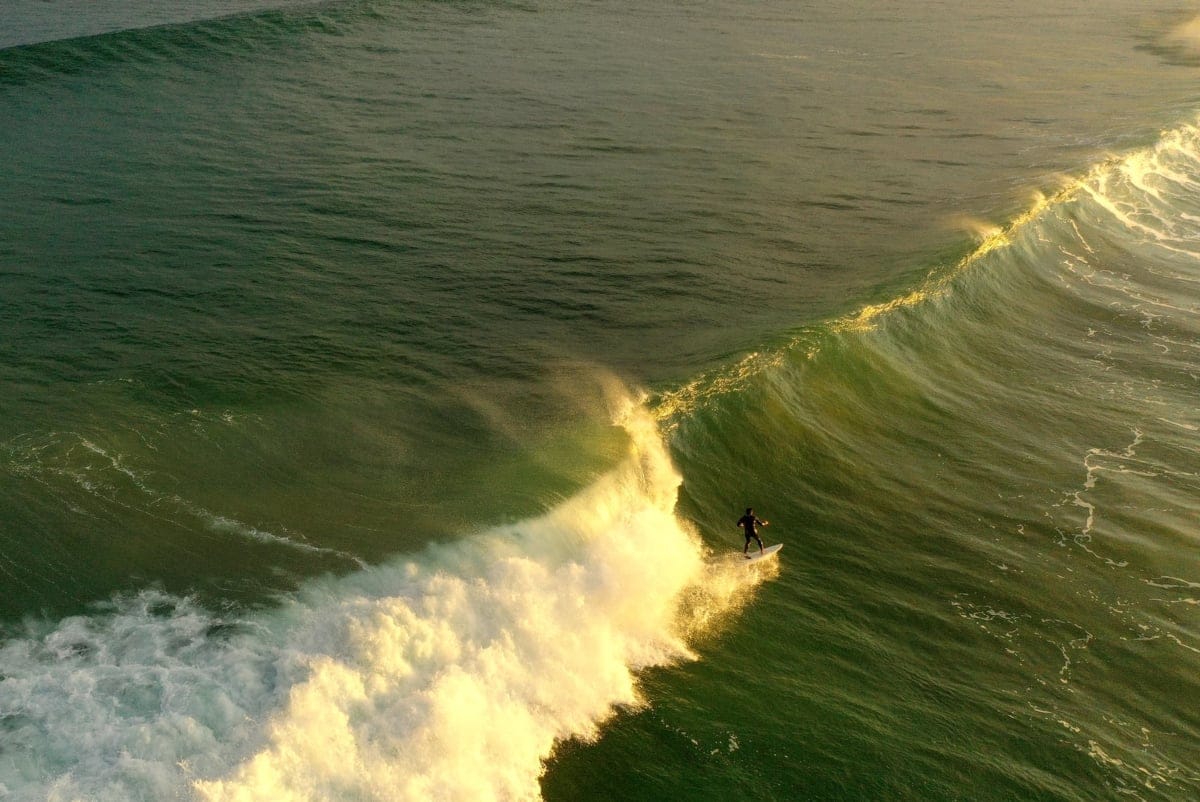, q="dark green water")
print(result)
[2,1,1199,799]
